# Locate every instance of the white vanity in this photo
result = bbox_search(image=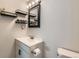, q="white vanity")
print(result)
[15,37,44,58]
